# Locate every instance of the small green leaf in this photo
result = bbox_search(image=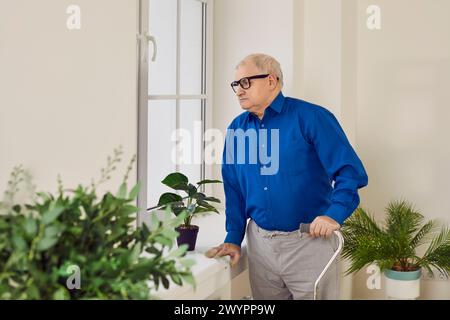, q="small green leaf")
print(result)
[12,234,27,250]
[145,246,160,255]
[118,205,139,216]
[167,245,188,258]
[44,225,62,238]
[117,182,127,199]
[36,236,58,251]
[187,184,197,197]
[203,196,221,203]
[180,258,196,268]
[181,274,196,287]
[172,206,187,216]
[160,229,180,239]
[23,218,38,236]
[154,236,172,247]
[193,193,206,200]
[129,242,142,264]
[161,173,189,189]
[172,183,189,191]
[157,193,183,206]
[196,179,222,186]
[36,192,51,202]
[67,226,82,236]
[150,213,160,232]
[170,274,183,286]
[173,211,188,225]
[197,200,218,213]
[27,285,40,299]
[129,183,141,199]
[153,275,160,289]
[161,276,170,289]
[42,205,64,225]
[194,206,213,214]
[53,287,69,300]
